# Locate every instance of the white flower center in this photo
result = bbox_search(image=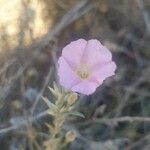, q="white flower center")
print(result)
[76,65,90,79]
